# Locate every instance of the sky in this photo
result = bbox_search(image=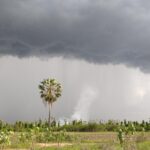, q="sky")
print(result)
[1,0,150,122]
